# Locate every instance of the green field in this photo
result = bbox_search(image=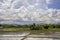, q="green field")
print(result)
[0,28,30,32]
[0,23,60,33]
[0,27,60,32]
